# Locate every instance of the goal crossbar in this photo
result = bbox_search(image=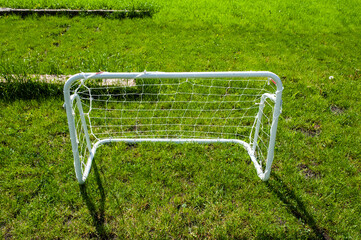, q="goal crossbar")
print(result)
[64,71,283,184]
